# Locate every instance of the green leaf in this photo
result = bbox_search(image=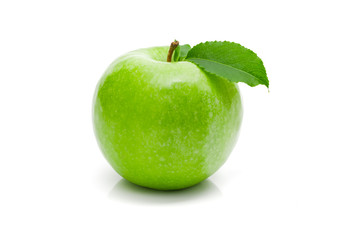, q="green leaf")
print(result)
[173,45,181,62]
[173,44,191,62]
[178,44,191,61]
[185,41,269,88]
